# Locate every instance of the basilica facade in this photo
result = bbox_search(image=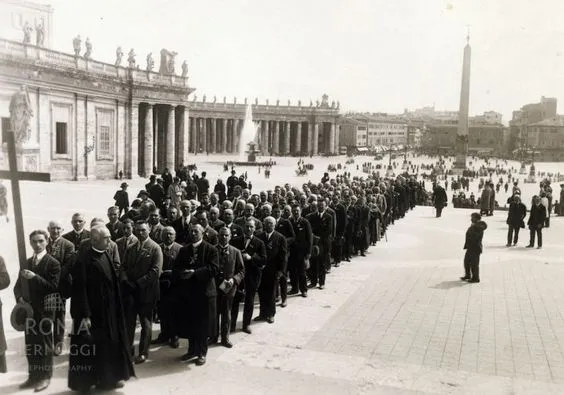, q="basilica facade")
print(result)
[0,36,340,181]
